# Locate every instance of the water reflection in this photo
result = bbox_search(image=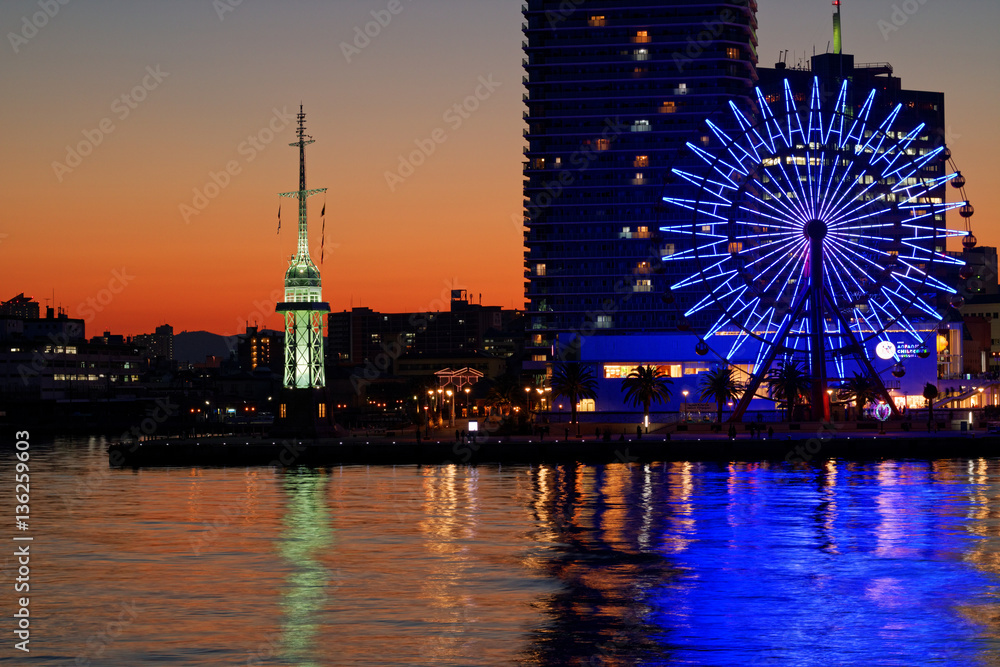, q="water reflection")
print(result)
[278,470,332,666]
[12,442,1000,665]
